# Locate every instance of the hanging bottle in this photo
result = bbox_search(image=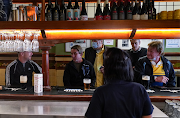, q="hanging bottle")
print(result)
[125,0,132,19]
[66,0,73,21]
[95,0,103,20]
[46,0,53,21]
[60,0,66,20]
[140,0,148,20]
[118,0,125,20]
[110,0,118,20]
[53,0,60,21]
[74,0,80,20]
[80,0,88,20]
[103,0,111,20]
[132,0,140,20]
[147,0,153,19]
[152,0,156,19]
